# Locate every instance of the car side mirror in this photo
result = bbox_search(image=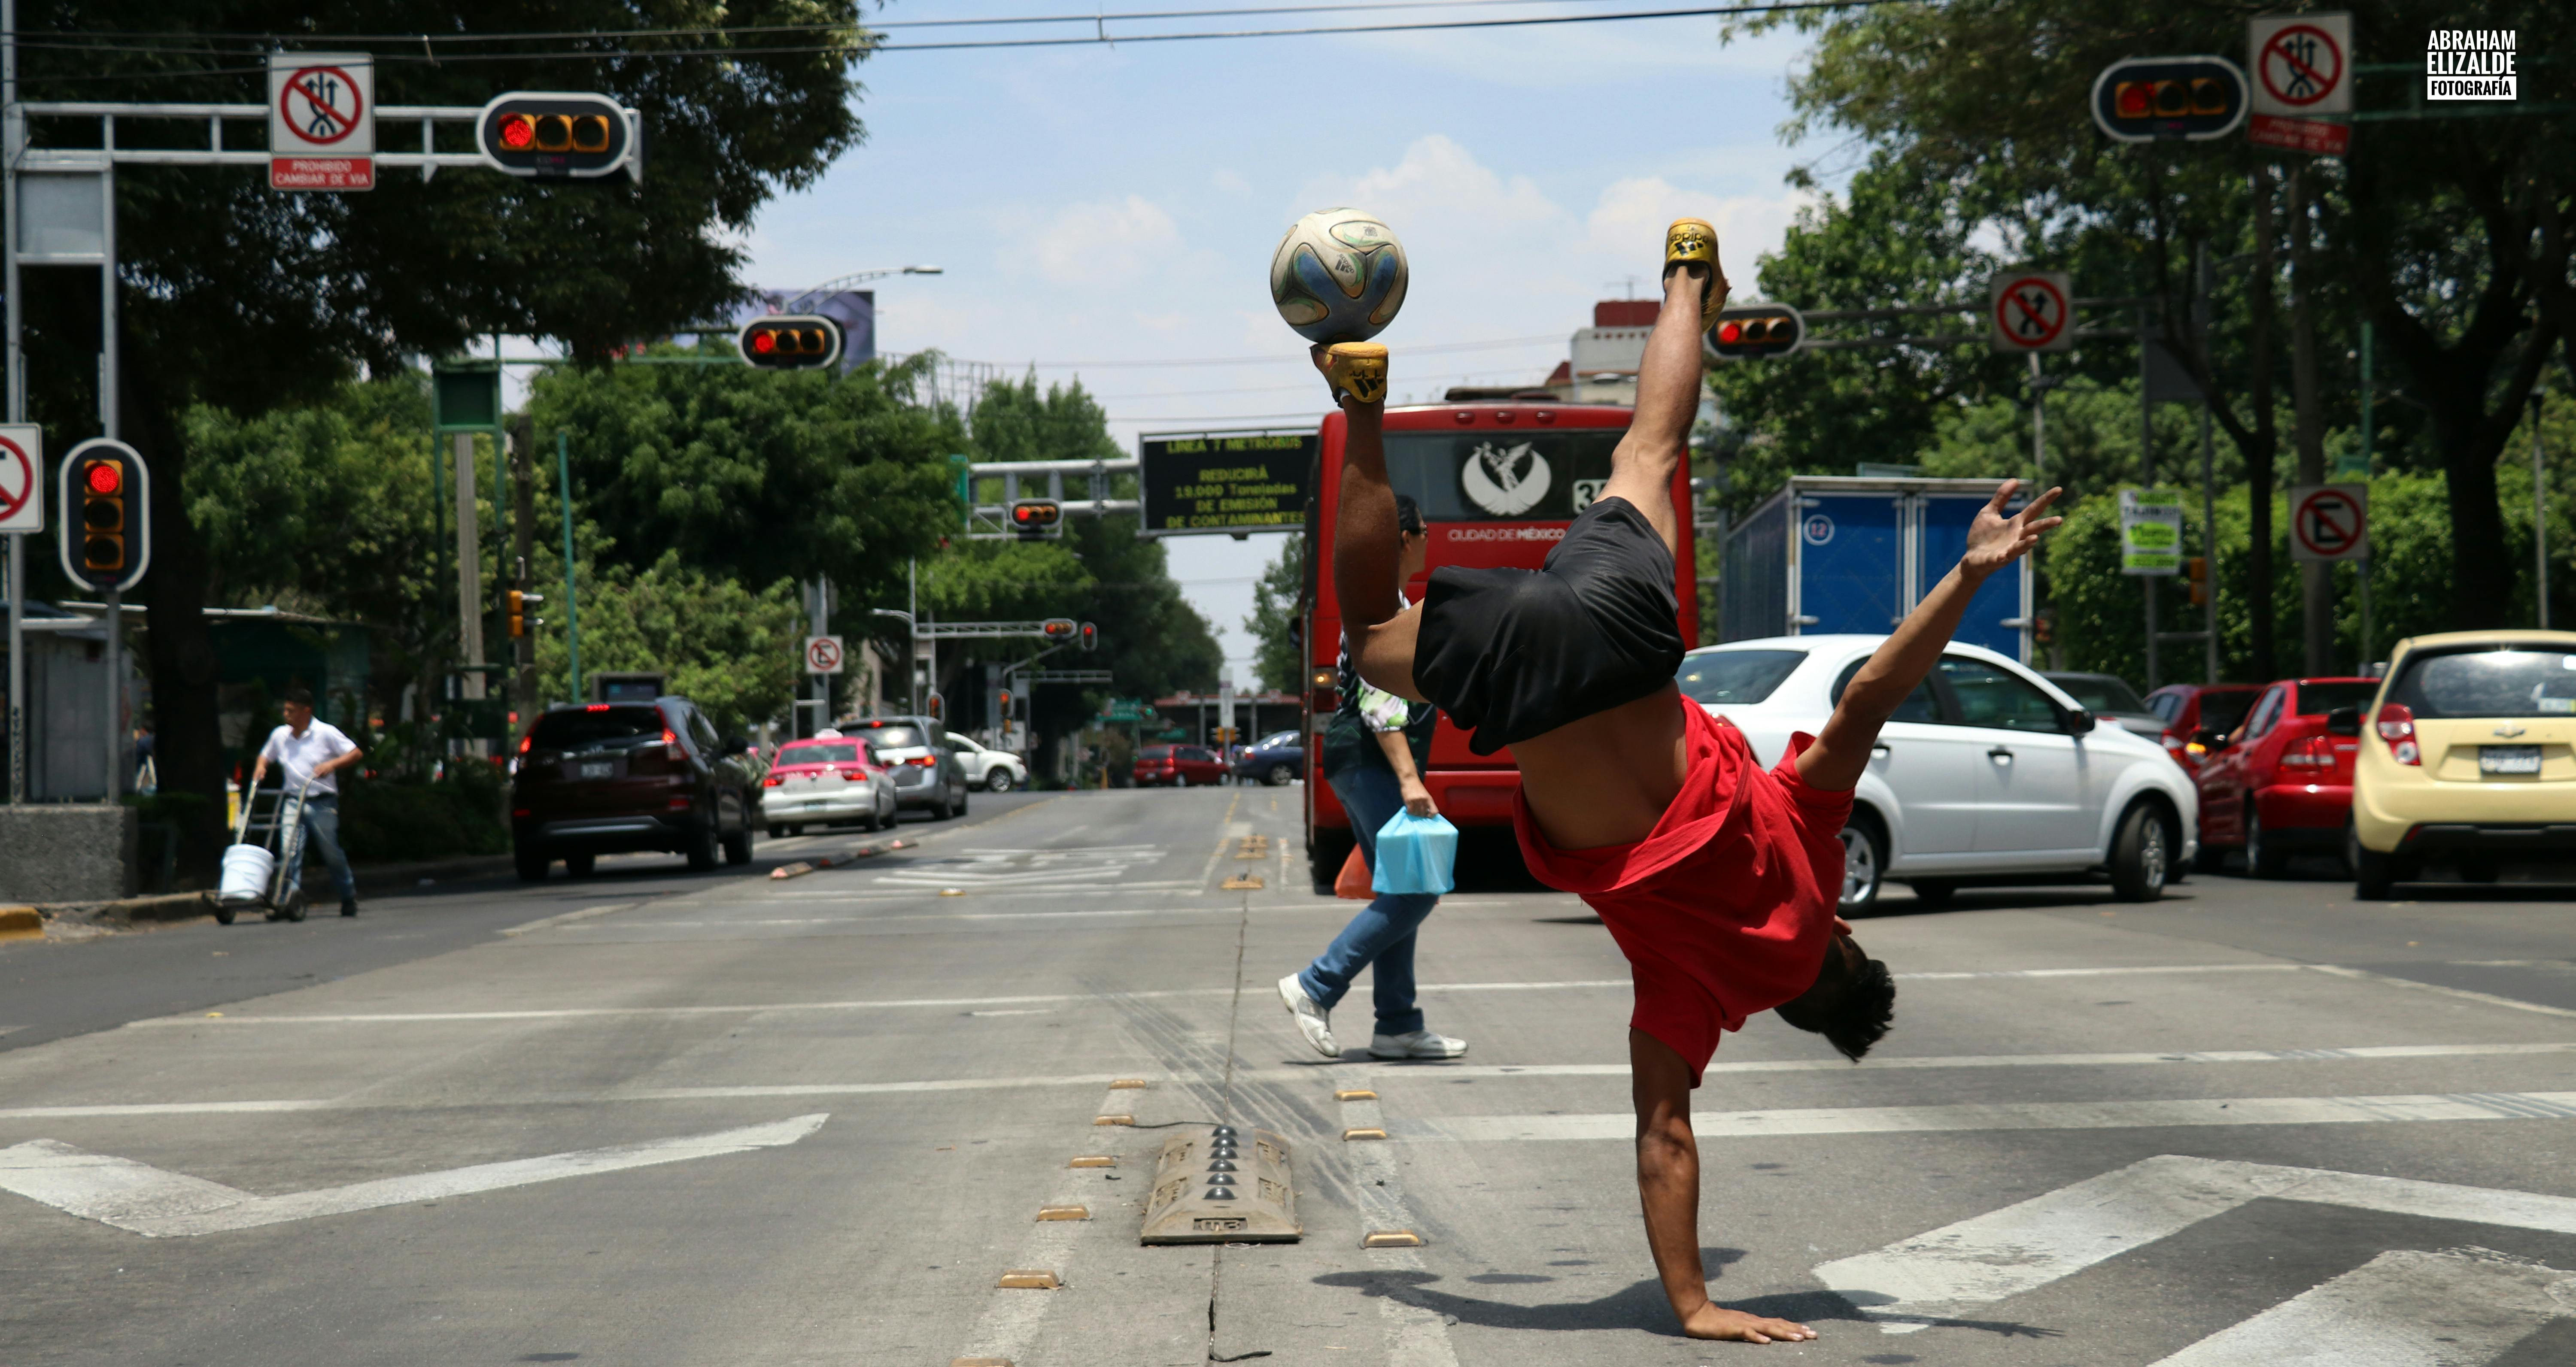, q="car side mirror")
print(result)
[2325,706,2361,737]
[2062,706,2096,736]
